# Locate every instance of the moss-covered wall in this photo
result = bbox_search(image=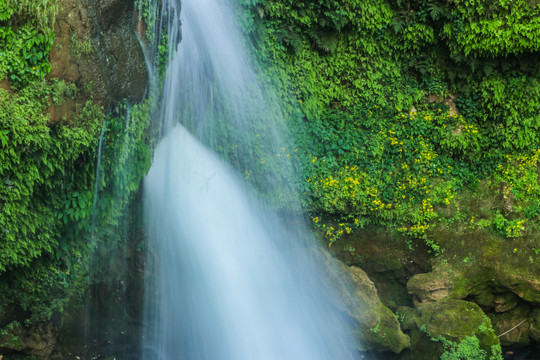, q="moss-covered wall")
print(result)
[0,0,151,357]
